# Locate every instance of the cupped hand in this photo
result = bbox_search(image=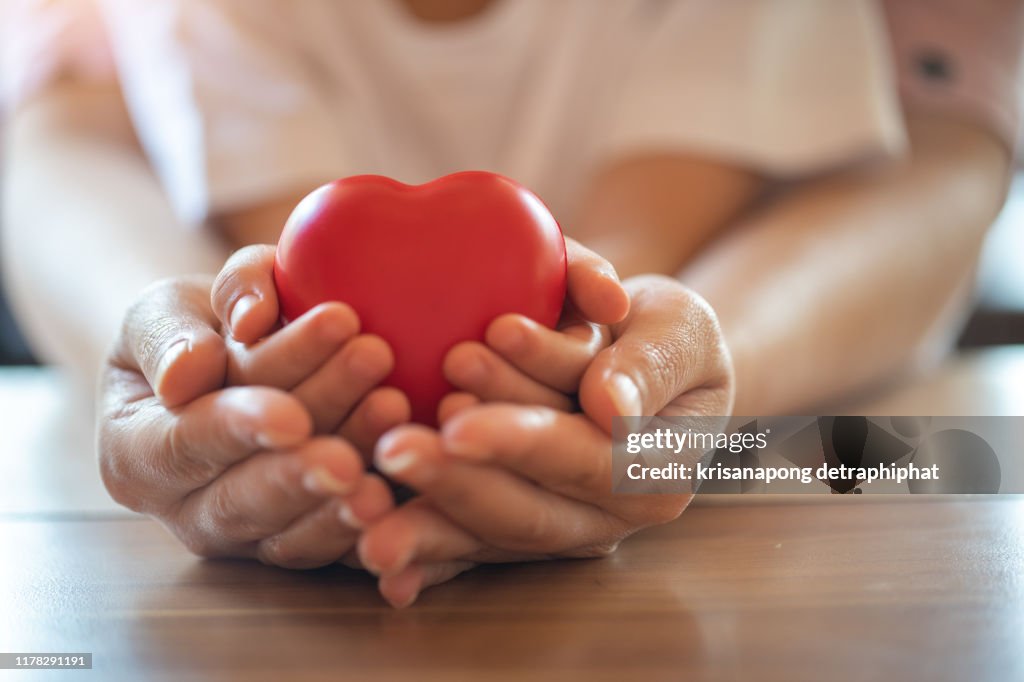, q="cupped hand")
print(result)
[358,275,734,607]
[98,276,394,569]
